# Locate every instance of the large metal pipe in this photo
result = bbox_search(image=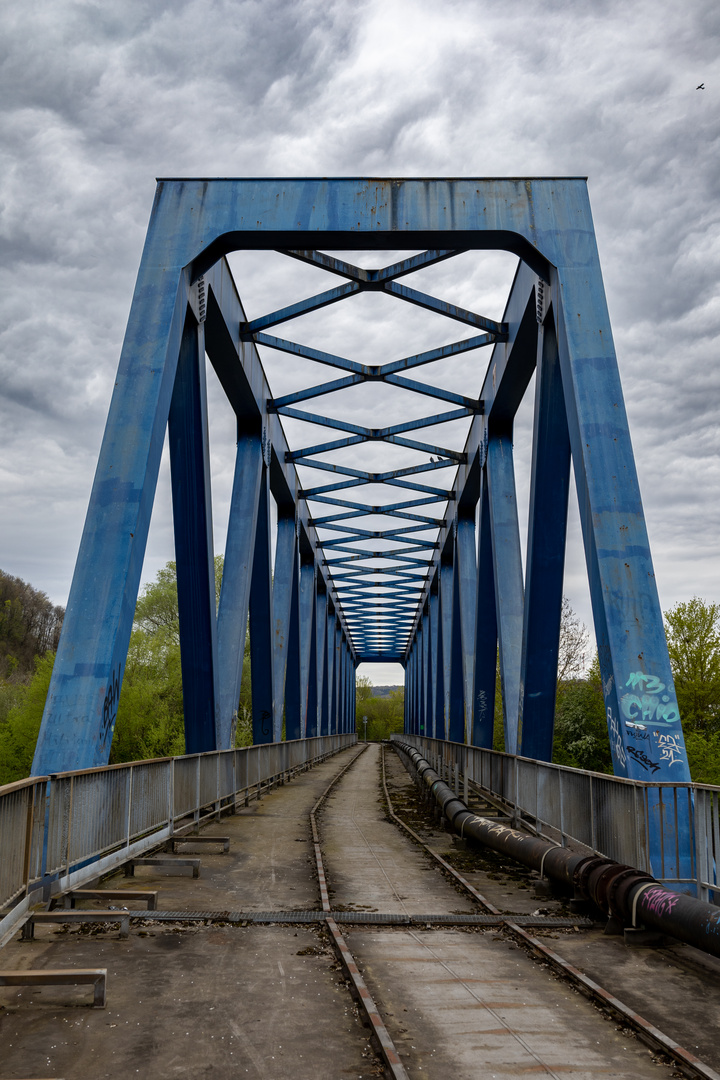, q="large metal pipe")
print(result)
[395,741,720,959]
